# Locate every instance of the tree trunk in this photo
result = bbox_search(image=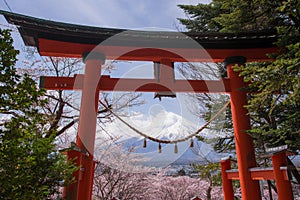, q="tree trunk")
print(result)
[206,186,212,200]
